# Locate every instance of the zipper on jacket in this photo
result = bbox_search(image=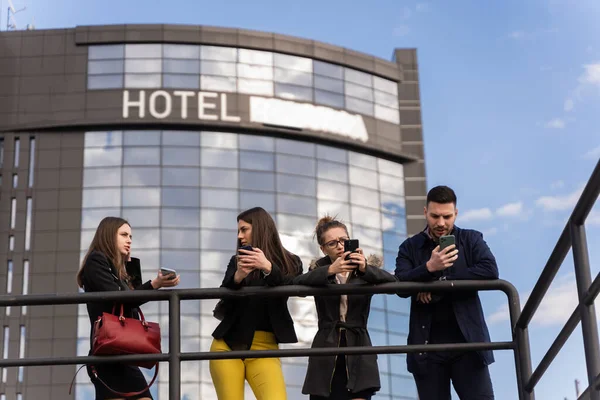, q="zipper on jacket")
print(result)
[329,328,342,392]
